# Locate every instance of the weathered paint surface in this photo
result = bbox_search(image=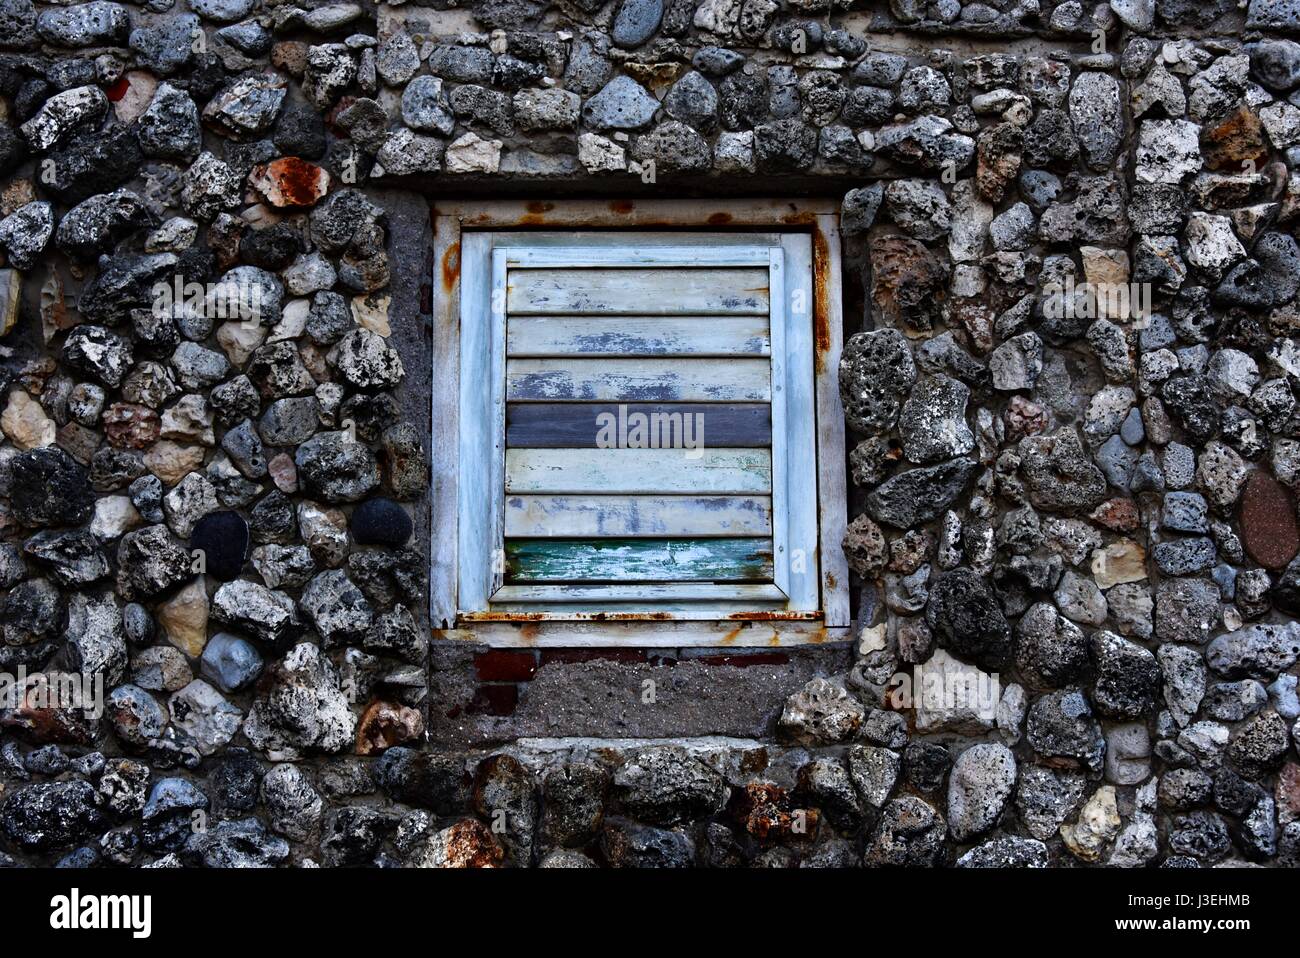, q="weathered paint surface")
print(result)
[507,267,770,315]
[504,448,773,495]
[449,221,839,630]
[504,537,776,582]
[504,494,773,537]
[506,316,770,357]
[505,357,772,402]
